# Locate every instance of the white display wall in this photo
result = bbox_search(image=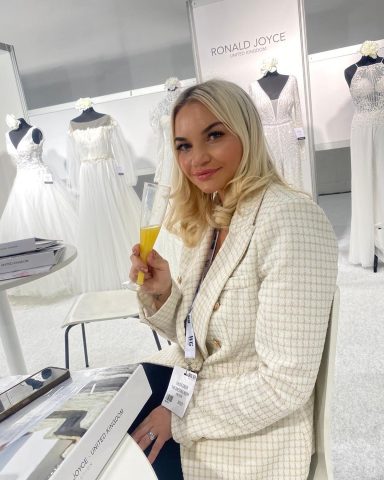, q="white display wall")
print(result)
[309,39,384,151]
[28,80,195,182]
[188,0,315,195]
